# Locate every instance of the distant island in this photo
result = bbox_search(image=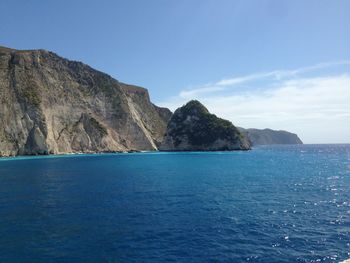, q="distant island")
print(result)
[0,46,302,157]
